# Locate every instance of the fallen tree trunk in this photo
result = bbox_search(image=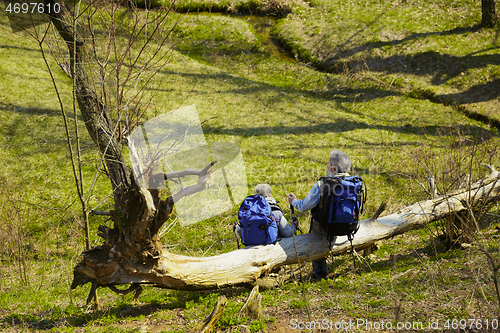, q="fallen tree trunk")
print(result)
[73,166,500,292]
